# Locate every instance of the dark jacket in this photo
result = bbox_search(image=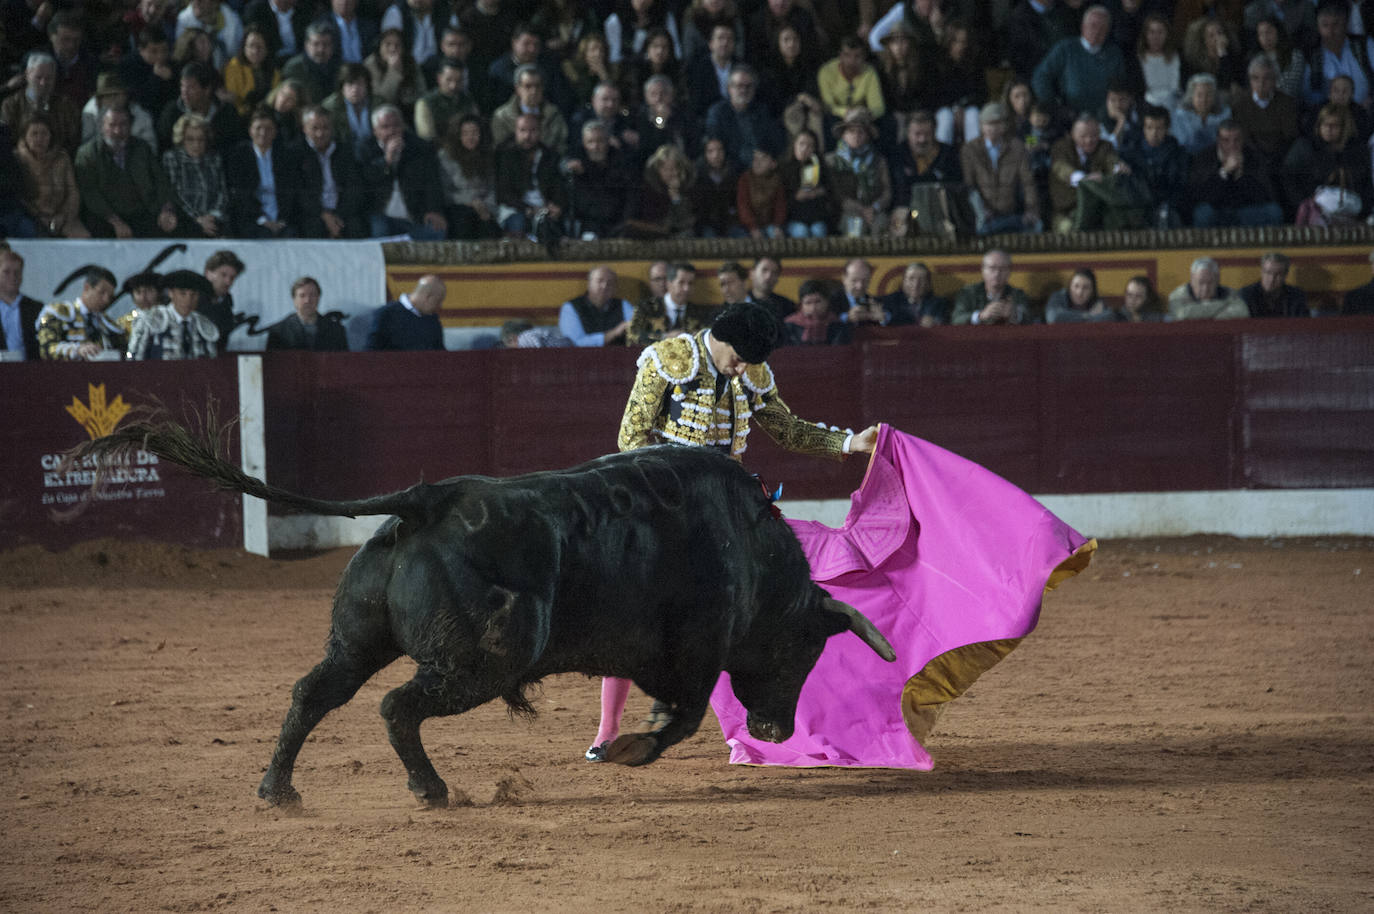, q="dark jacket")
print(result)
[493,140,567,212]
[242,0,313,61]
[225,139,304,235]
[1121,134,1190,210]
[357,131,447,222]
[877,289,952,326]
[299,140,367,238]
[365,299,444,351]
[266,312,350,351]
[281,52,340,108]
[2,294,44,359]
[1187,143,1280,210]
[1239,282,1309,318]
[567,153,631,237]
[890,141,963,209]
